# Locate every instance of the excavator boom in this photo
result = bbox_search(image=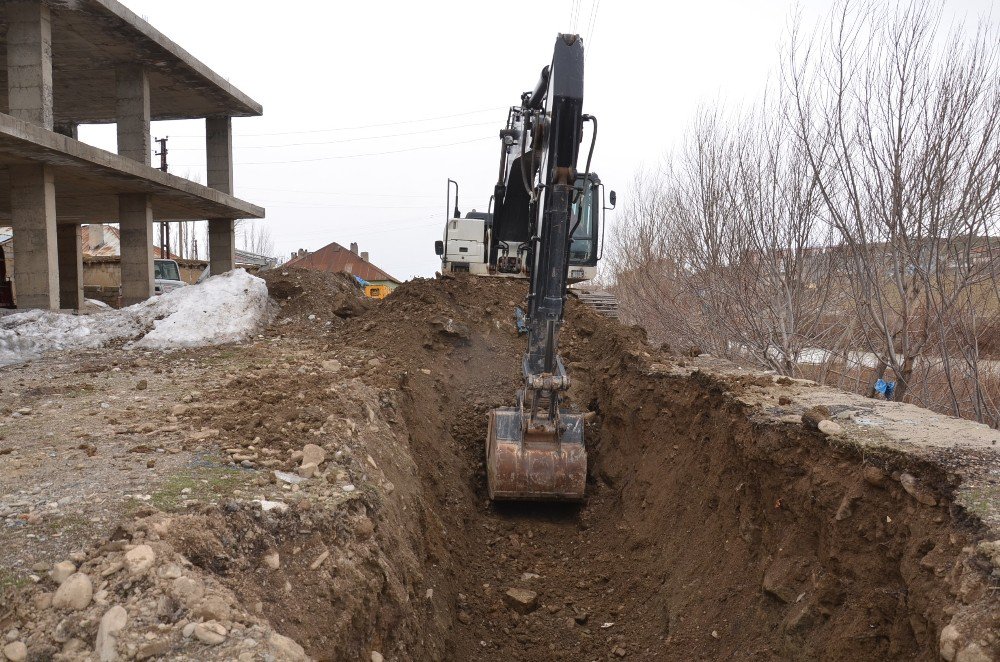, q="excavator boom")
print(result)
[486,34,590,501]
